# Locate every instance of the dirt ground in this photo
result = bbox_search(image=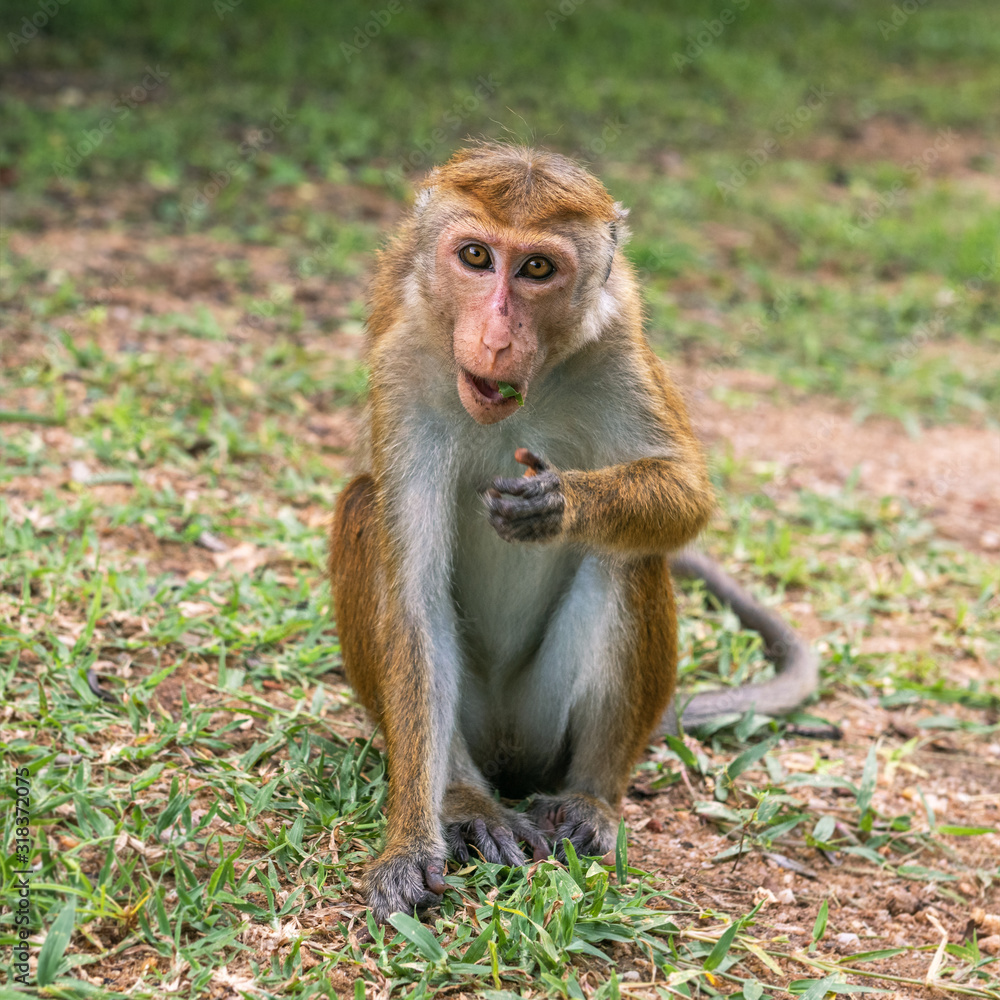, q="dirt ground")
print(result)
[4,194,1000,997]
